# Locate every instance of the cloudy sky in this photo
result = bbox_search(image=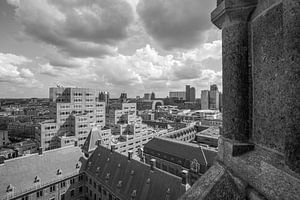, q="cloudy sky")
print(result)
[0,0,221,98]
